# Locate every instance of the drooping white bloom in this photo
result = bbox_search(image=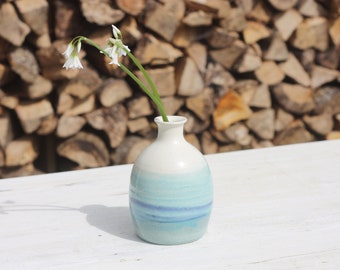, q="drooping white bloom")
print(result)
[104,39,130,66]
[62,41,83,69]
